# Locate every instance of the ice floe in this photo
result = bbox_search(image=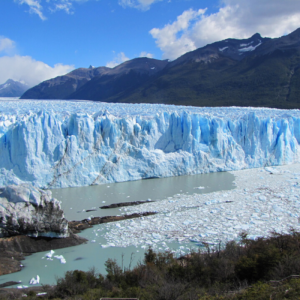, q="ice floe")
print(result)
[29,275,40,285]
[95,164,300,252]
[54,255,66,264]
